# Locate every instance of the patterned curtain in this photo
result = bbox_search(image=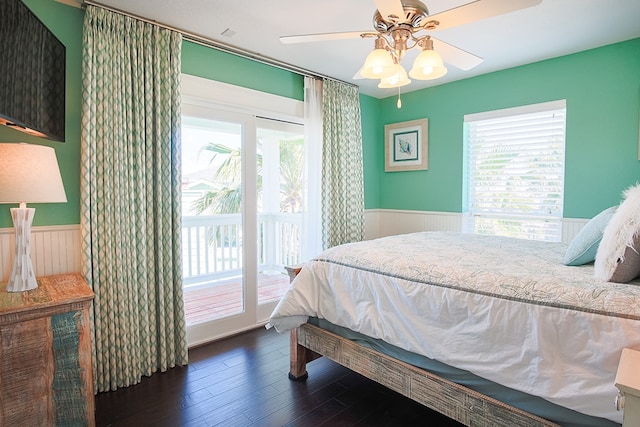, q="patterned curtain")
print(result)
[81,5,188,392]
[321,80,365,248]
